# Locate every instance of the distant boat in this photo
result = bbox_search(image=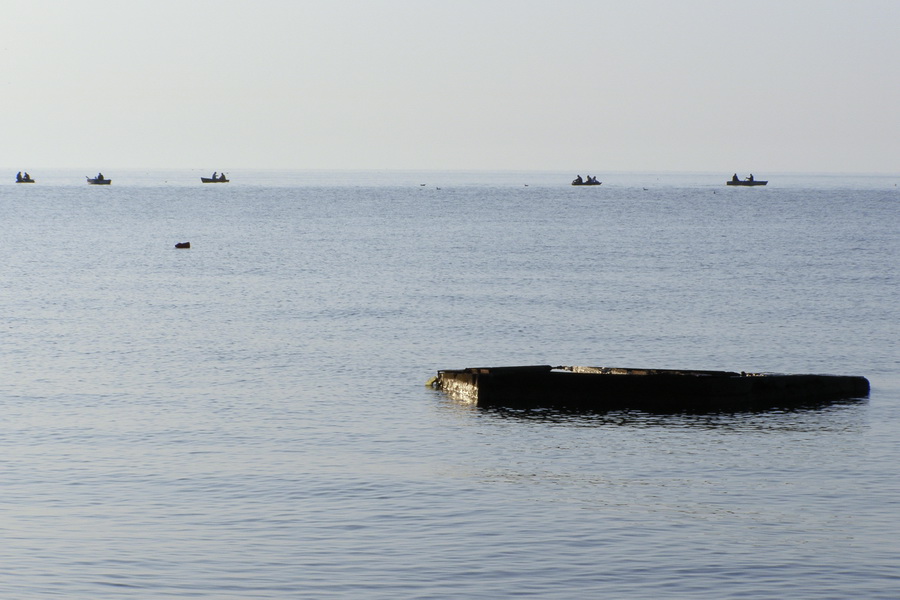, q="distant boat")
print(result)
[727,180,767,186]
[572,175,602,186]
[87,174,111,185]
[15,172,34,183]
[202,173,229,183]
[727,174,767,186]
